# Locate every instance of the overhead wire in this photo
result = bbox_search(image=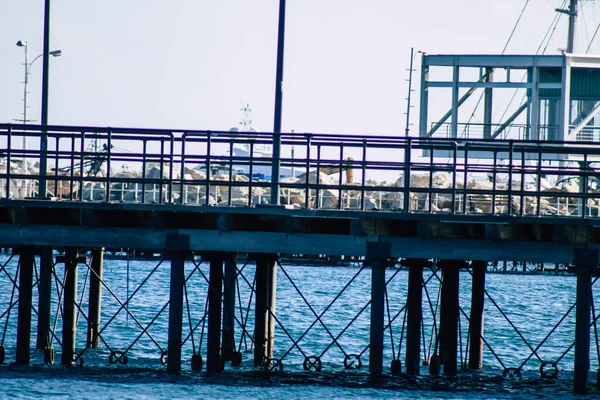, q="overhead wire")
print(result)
[582,3,589,50]
[520,0,555,50]
[460,0,531,138]
[459,1,565,139]
[586,1,600,53]
[456,0,564,181]
[502,0,532,54]
[495,1,566,137]
[538,1,567,54]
